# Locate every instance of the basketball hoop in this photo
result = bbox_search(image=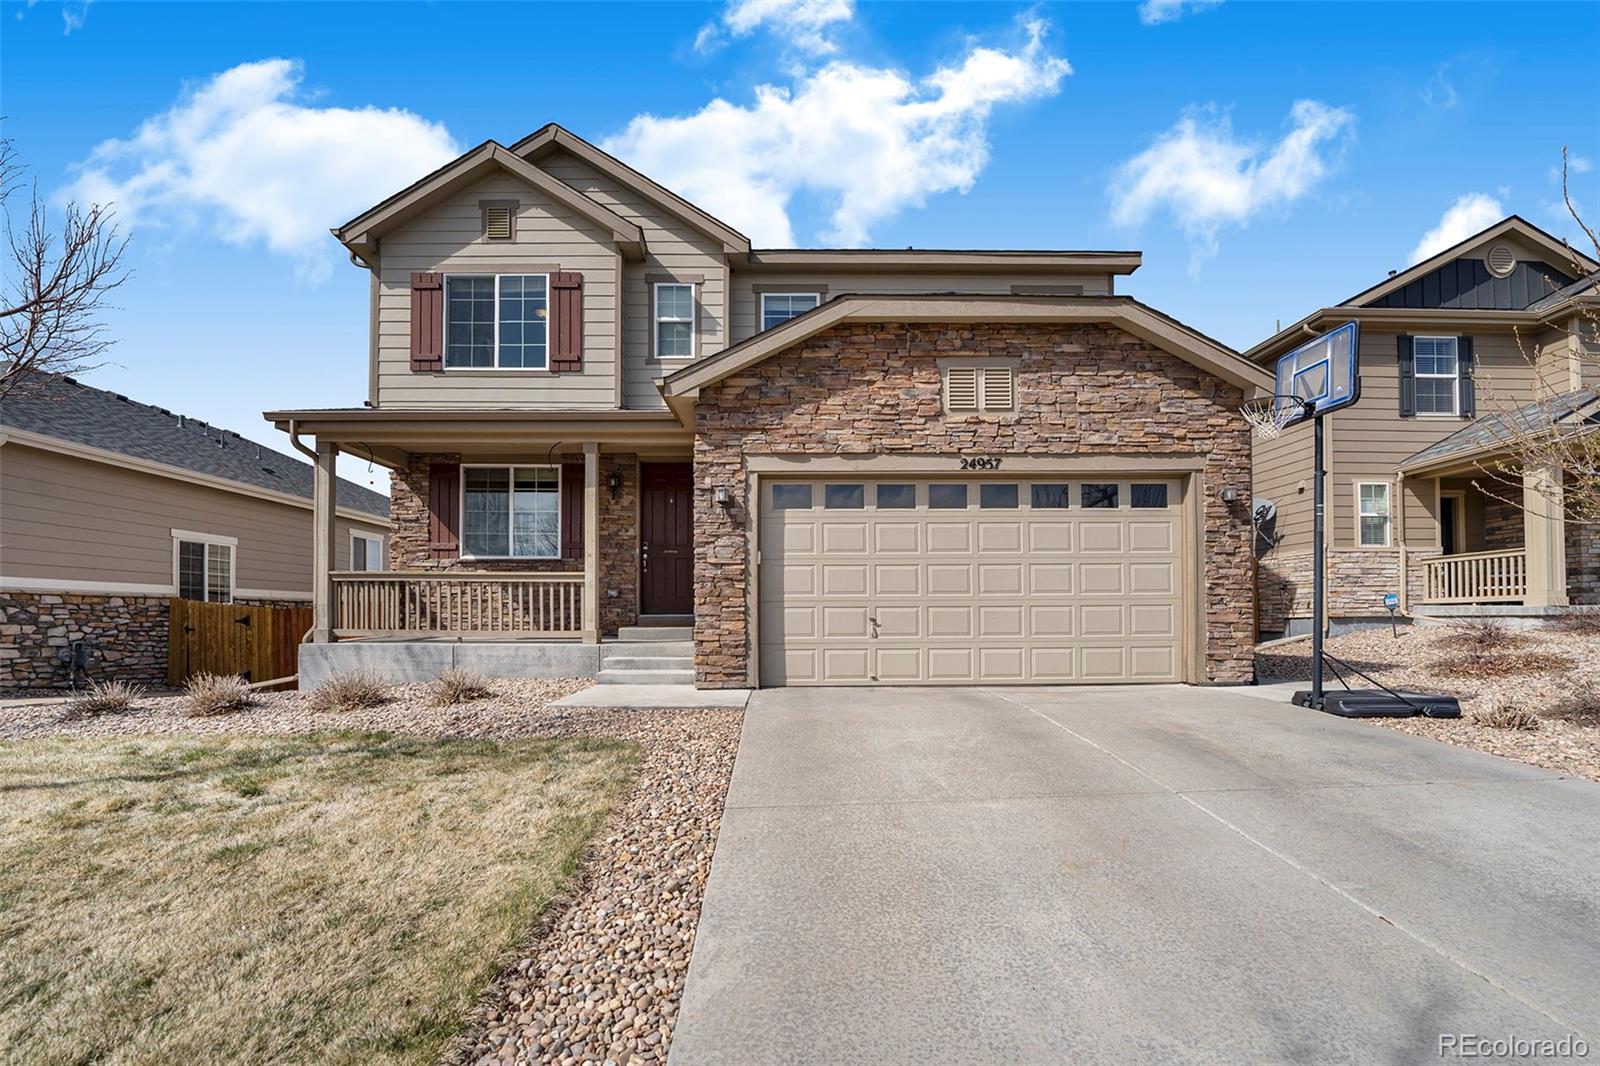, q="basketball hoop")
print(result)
[1240,395,1302,440]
